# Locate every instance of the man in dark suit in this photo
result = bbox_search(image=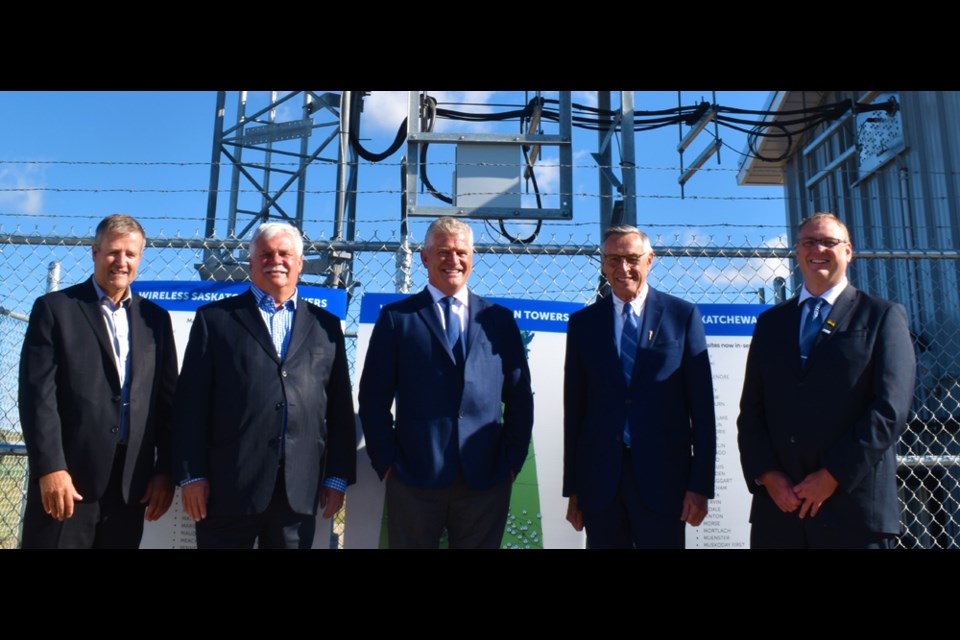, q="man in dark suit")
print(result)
[358,216,533,549]
[737,213,916,549]
[563,225,715,549]
[173,222,356,549]
[19,214,178,548]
